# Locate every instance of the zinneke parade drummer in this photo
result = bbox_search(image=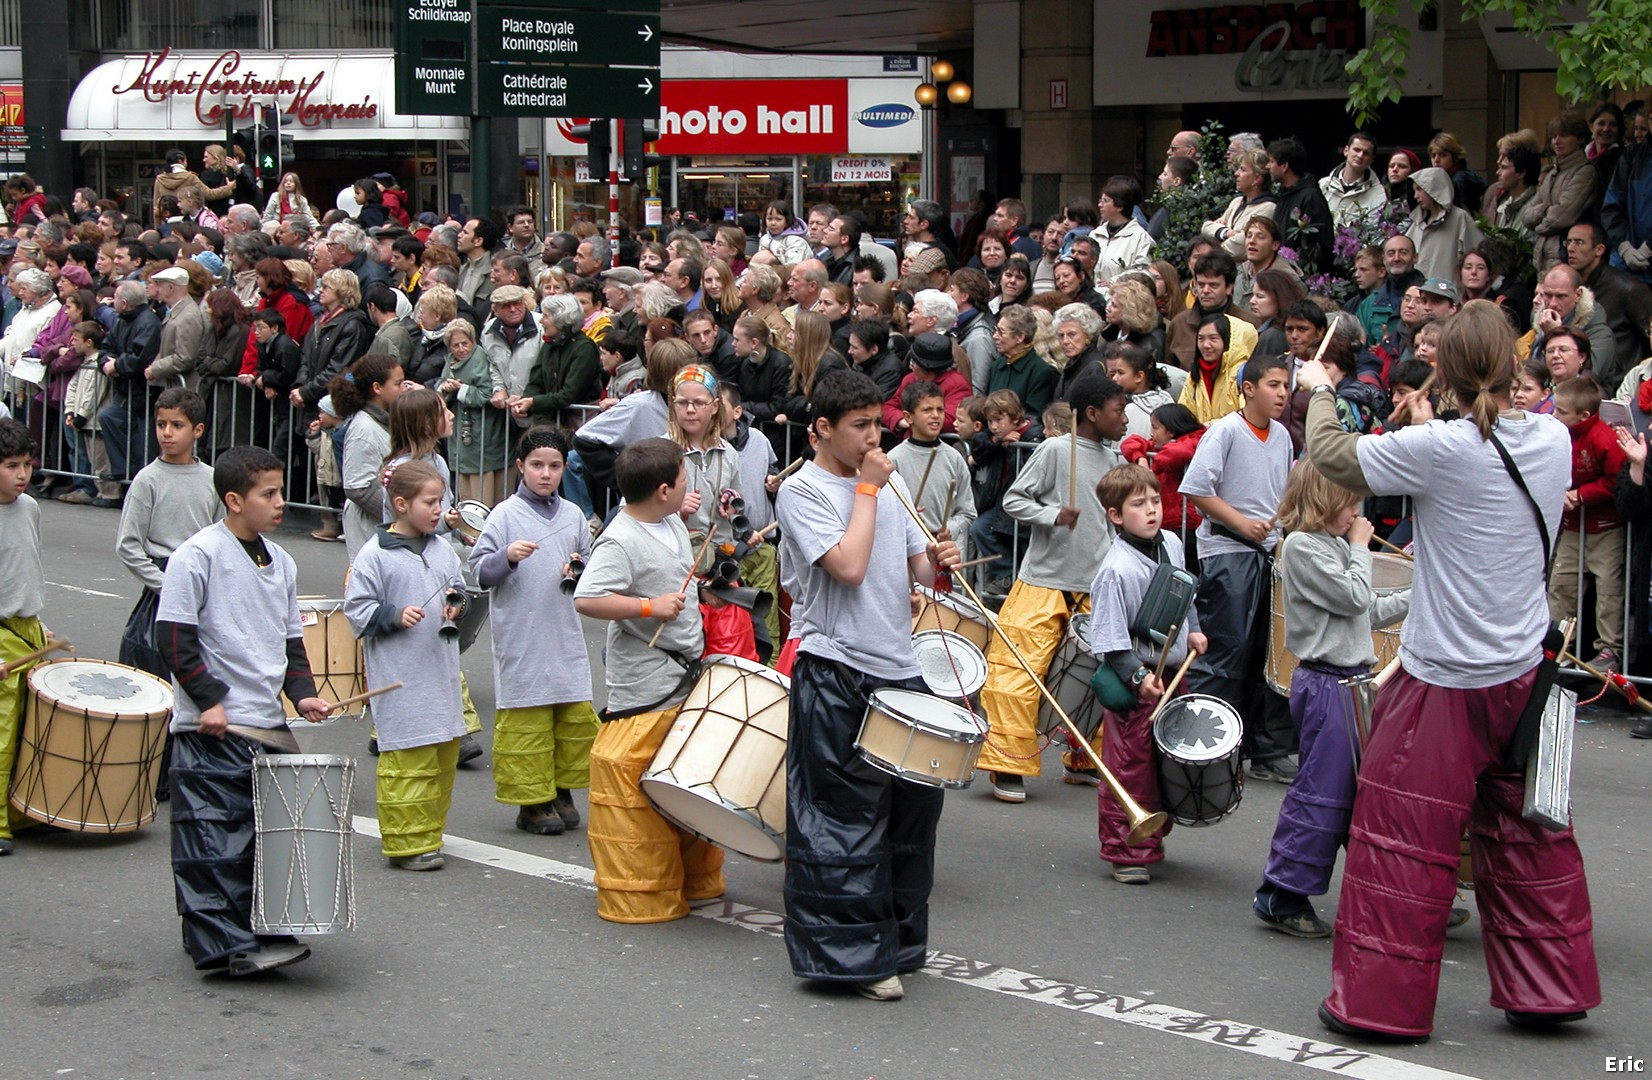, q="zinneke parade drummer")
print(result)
[0,418,50,857]
[156,446,332,976]
[774,369,960,1002]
